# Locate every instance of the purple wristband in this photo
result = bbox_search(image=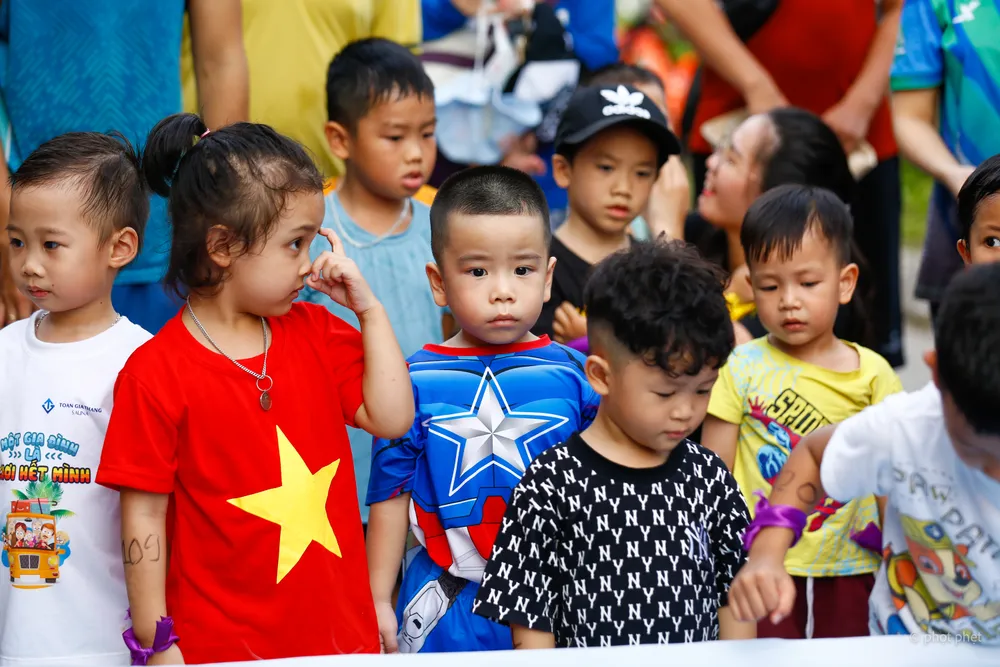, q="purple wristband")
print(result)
[566,336,589,354]
[123,613,179,666]
[851,521,883,554]
[742,490,808,551]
